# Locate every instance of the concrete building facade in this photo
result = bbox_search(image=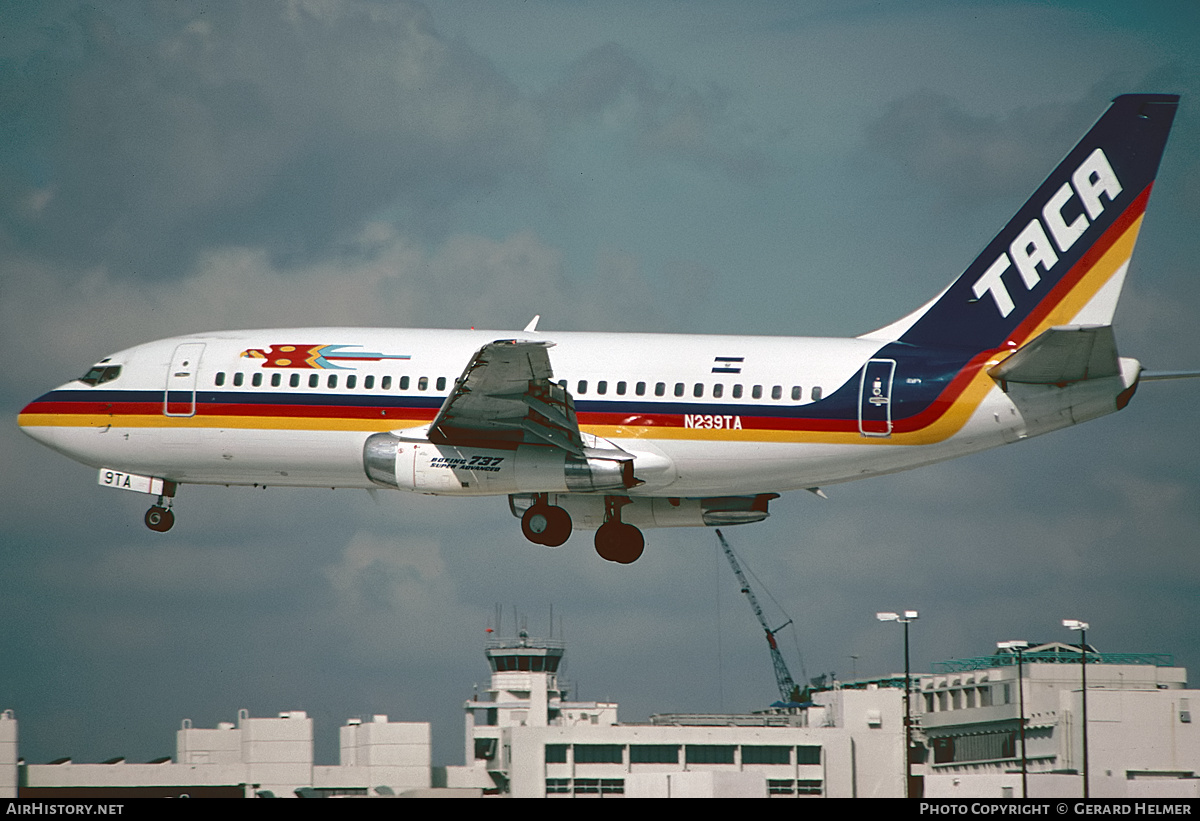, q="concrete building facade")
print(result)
[14,710,435,798]
[3,637,1197,798]
[916,642,1200,799]
[457,632,906,797]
